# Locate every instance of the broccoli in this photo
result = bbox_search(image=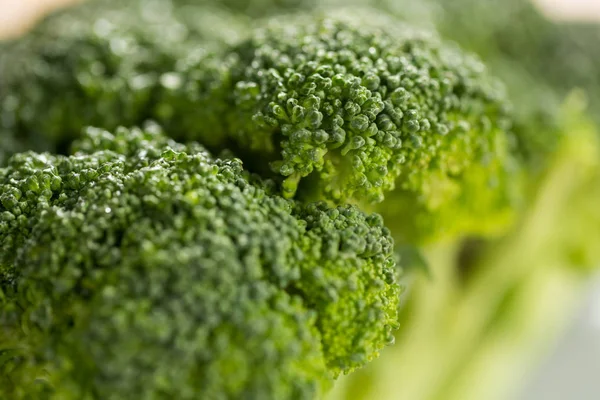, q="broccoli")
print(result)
[0,0,248,160]
[0,126,399,399]
[329,95,600,400]
[373,0,600,171]
[165,12,519,243]
[190,0,315,17]
[2,2,599,400]
[1,6,521,243]
[427,0,600,112]
[191,0,600,170]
